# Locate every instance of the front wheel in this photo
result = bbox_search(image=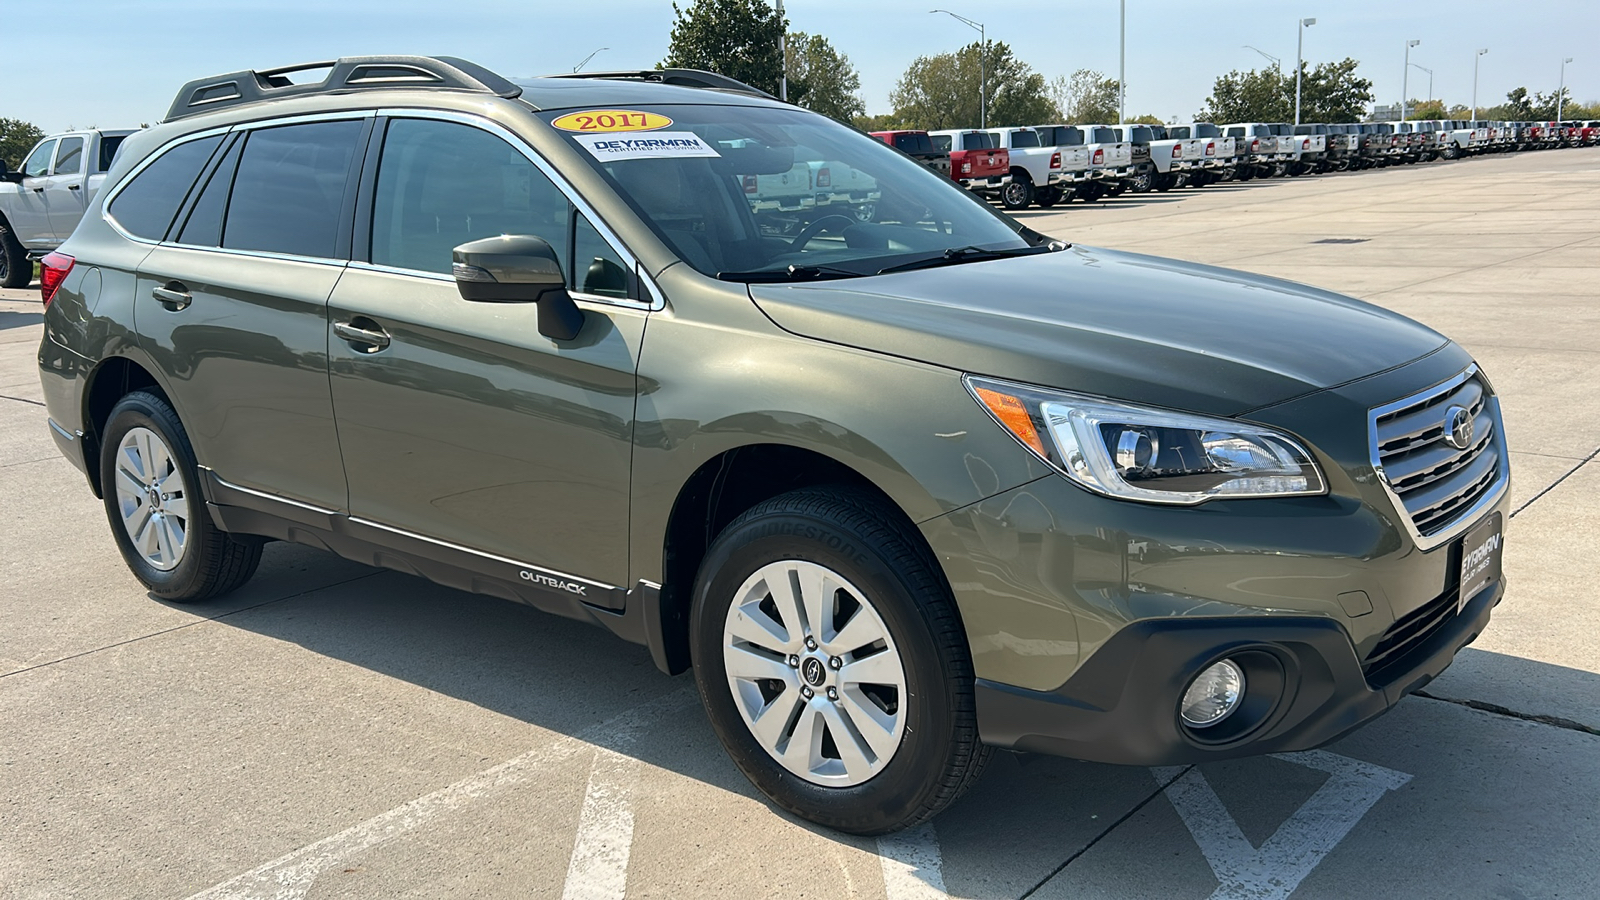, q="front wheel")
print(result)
[0,222,29,289]
[999,176,1034,210]
[691,488,990,834]
[100,391,262,602]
